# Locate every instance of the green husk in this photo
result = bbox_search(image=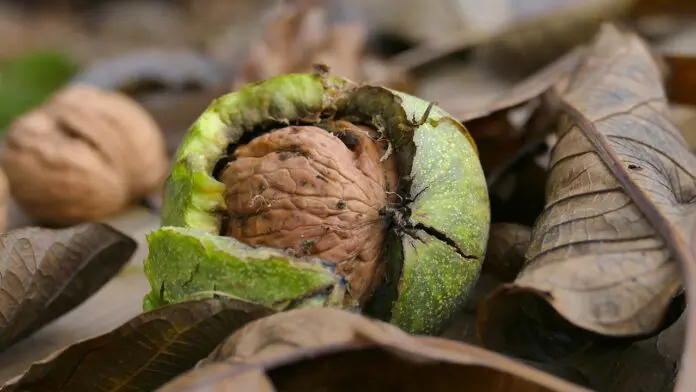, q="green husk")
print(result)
[143,72,489,335]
